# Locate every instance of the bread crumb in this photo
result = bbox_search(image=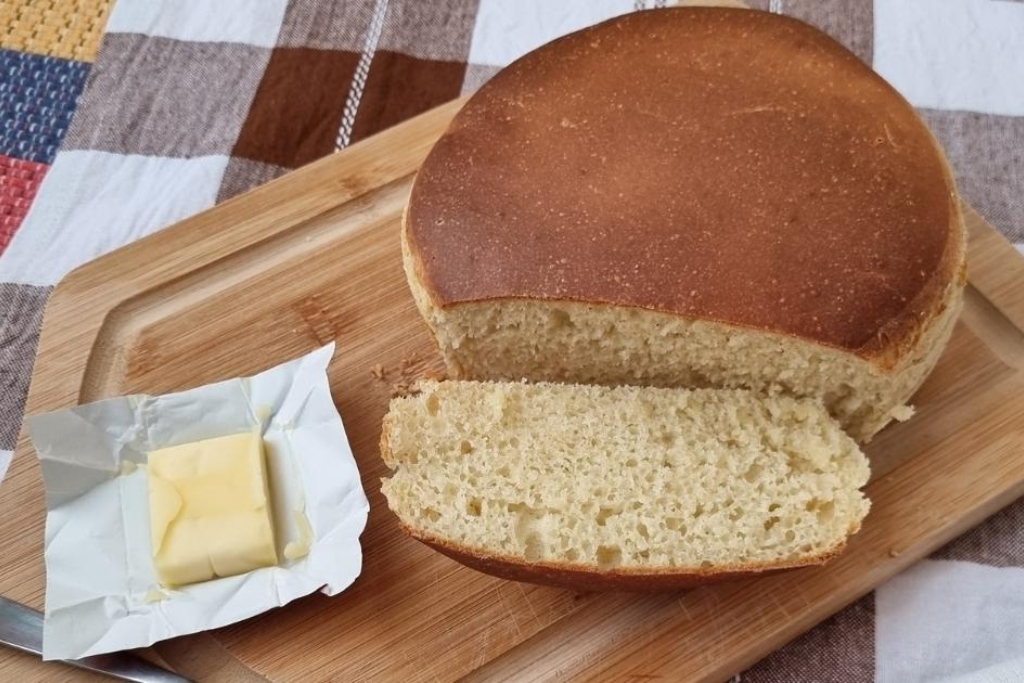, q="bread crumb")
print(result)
[422,368,449,382]
[890,405,914,422]
[378,355,446,396]
[888,548,900,558]
[391,381,415,398]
